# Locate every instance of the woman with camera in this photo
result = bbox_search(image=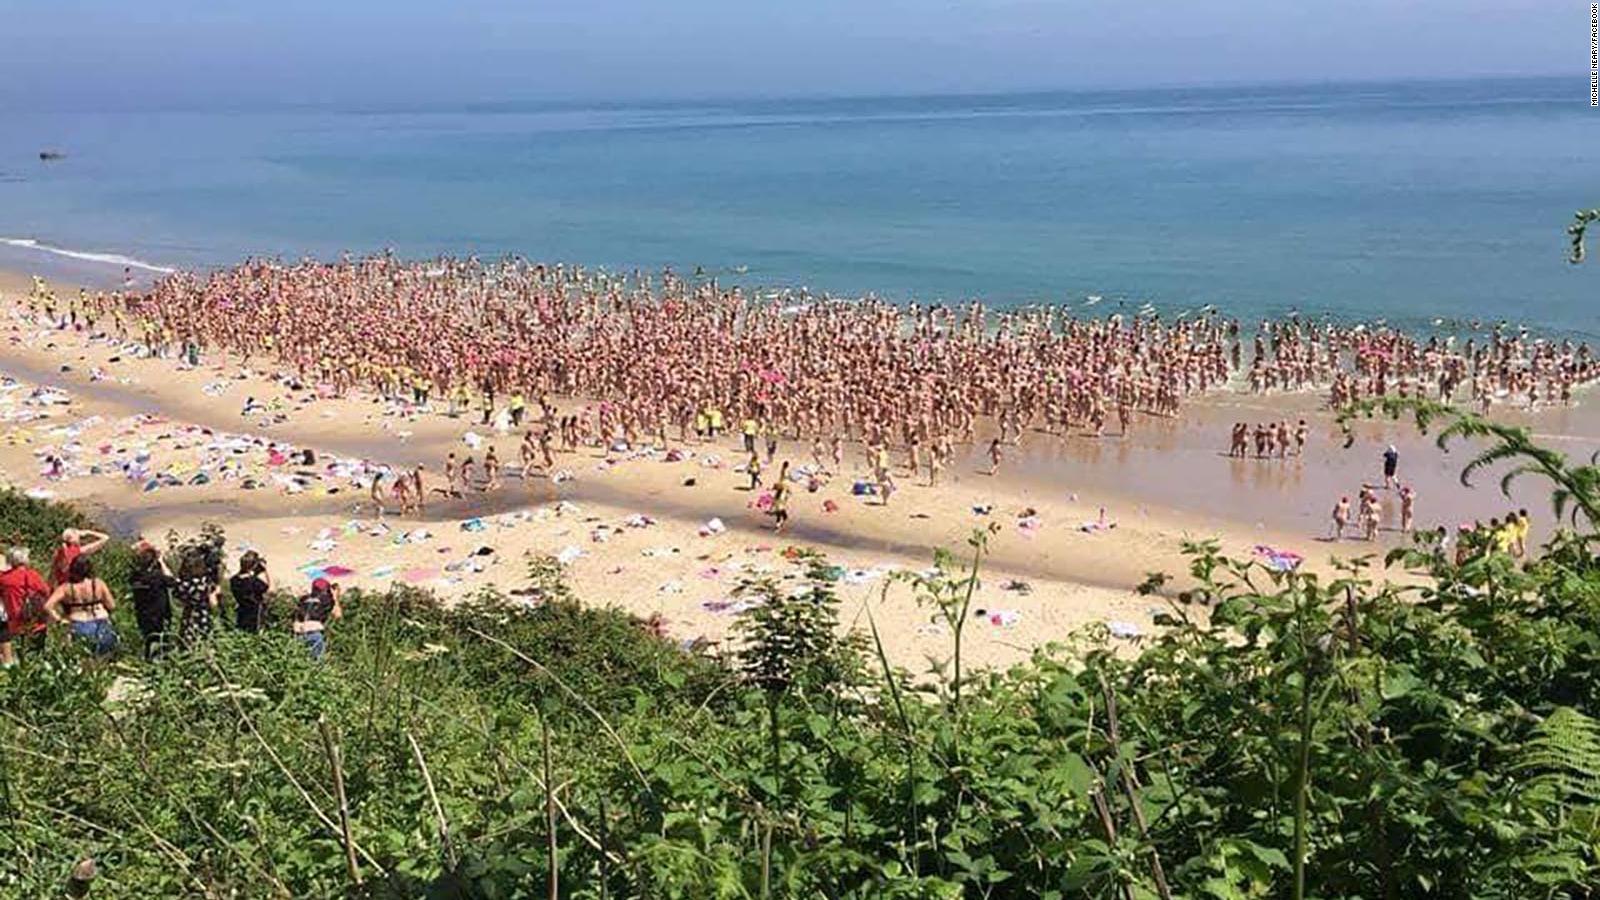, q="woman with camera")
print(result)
[128,542,175,658]
[229,552,272,633]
